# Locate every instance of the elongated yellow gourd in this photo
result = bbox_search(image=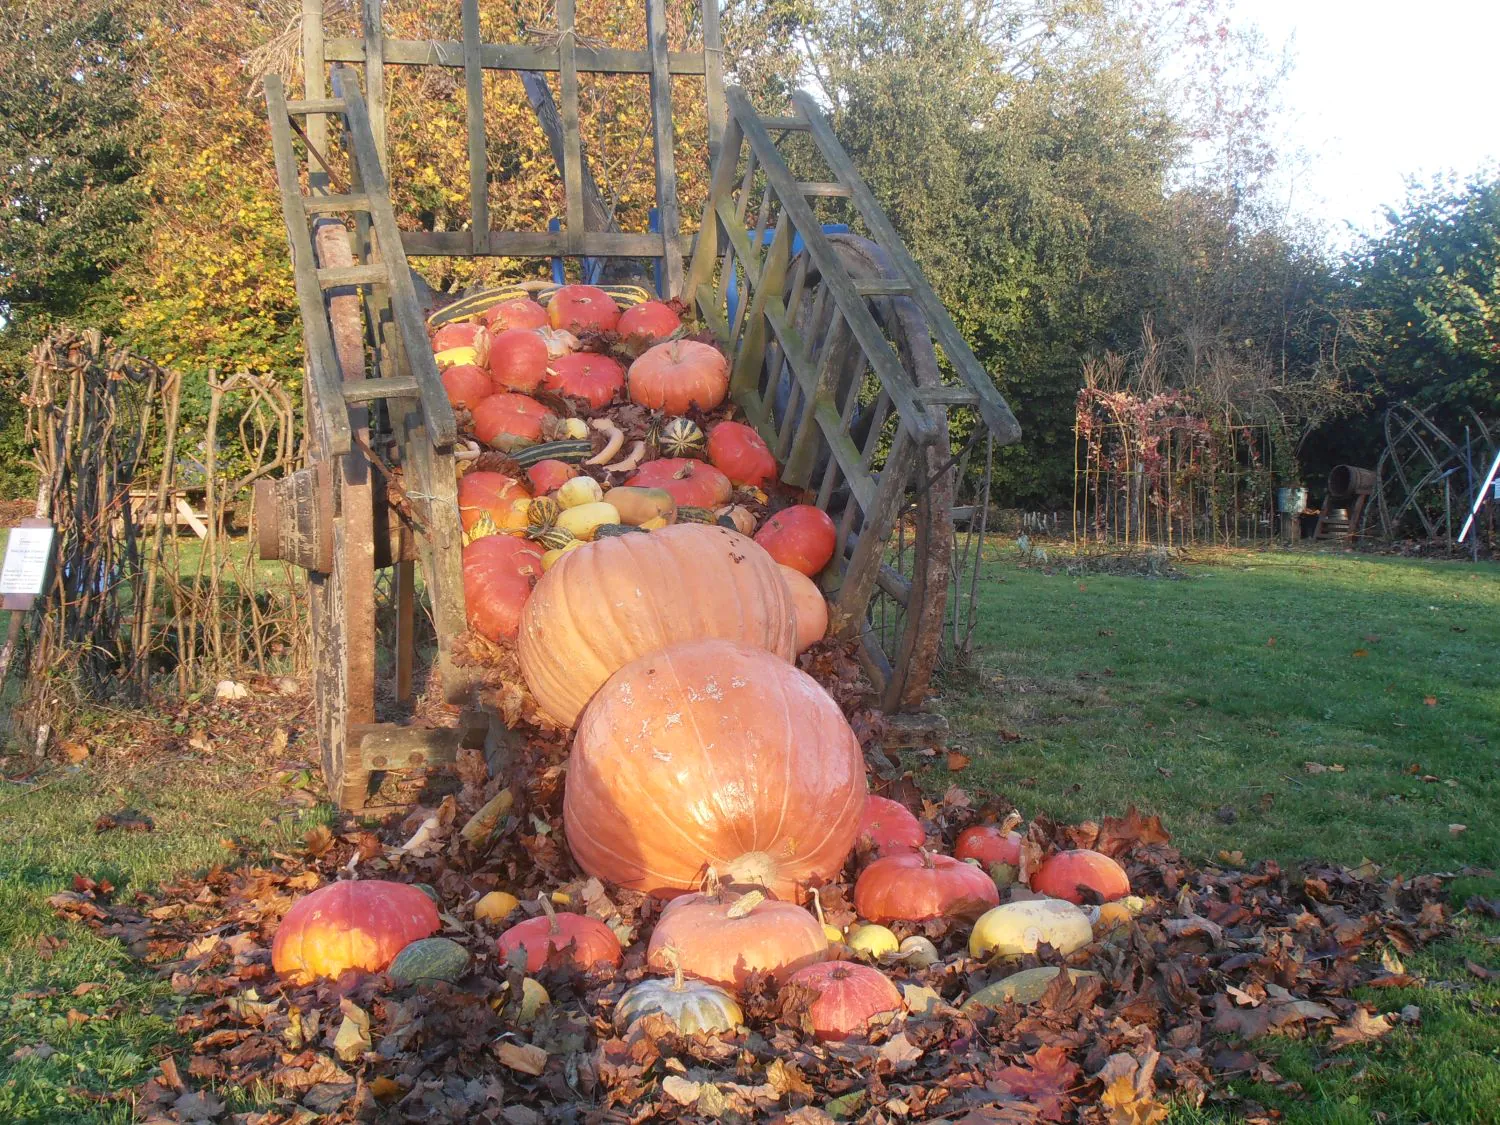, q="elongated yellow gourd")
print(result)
[556,502,620,541]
